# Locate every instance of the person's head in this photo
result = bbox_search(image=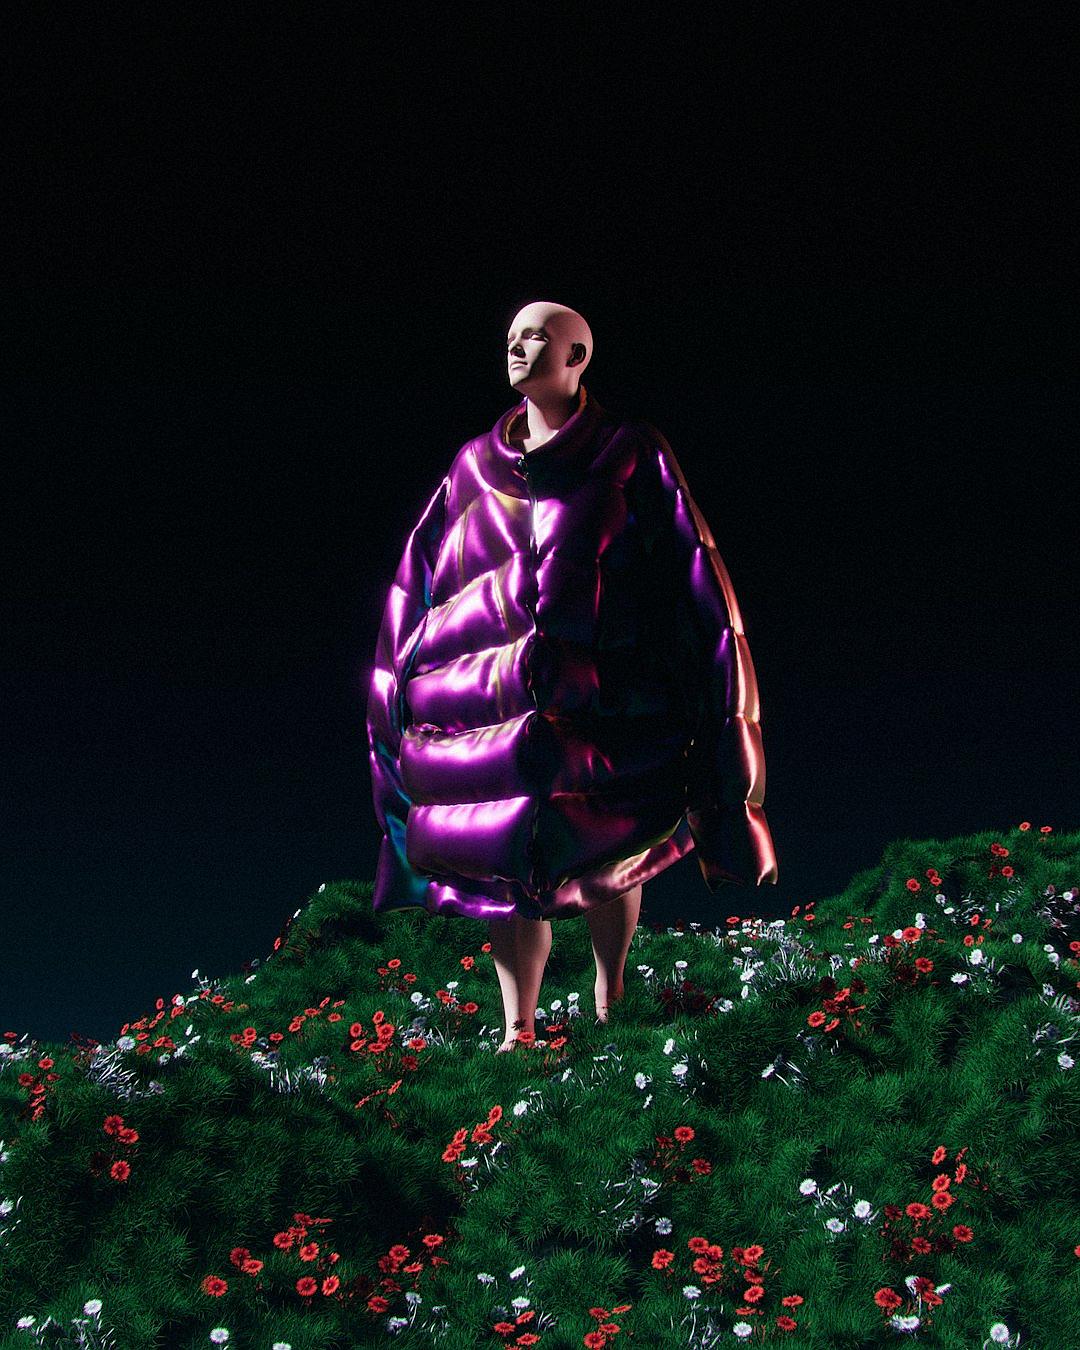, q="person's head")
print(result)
[506,300,592,401]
